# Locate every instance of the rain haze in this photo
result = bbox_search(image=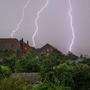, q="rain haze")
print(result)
[0,0,90,56]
